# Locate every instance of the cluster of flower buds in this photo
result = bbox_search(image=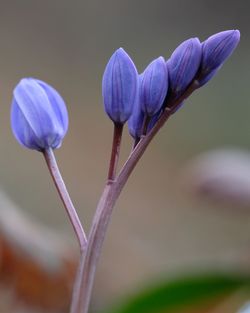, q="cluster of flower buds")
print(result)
[10,30,240,153]
[9,29,241,313]
[102,30,240,142]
